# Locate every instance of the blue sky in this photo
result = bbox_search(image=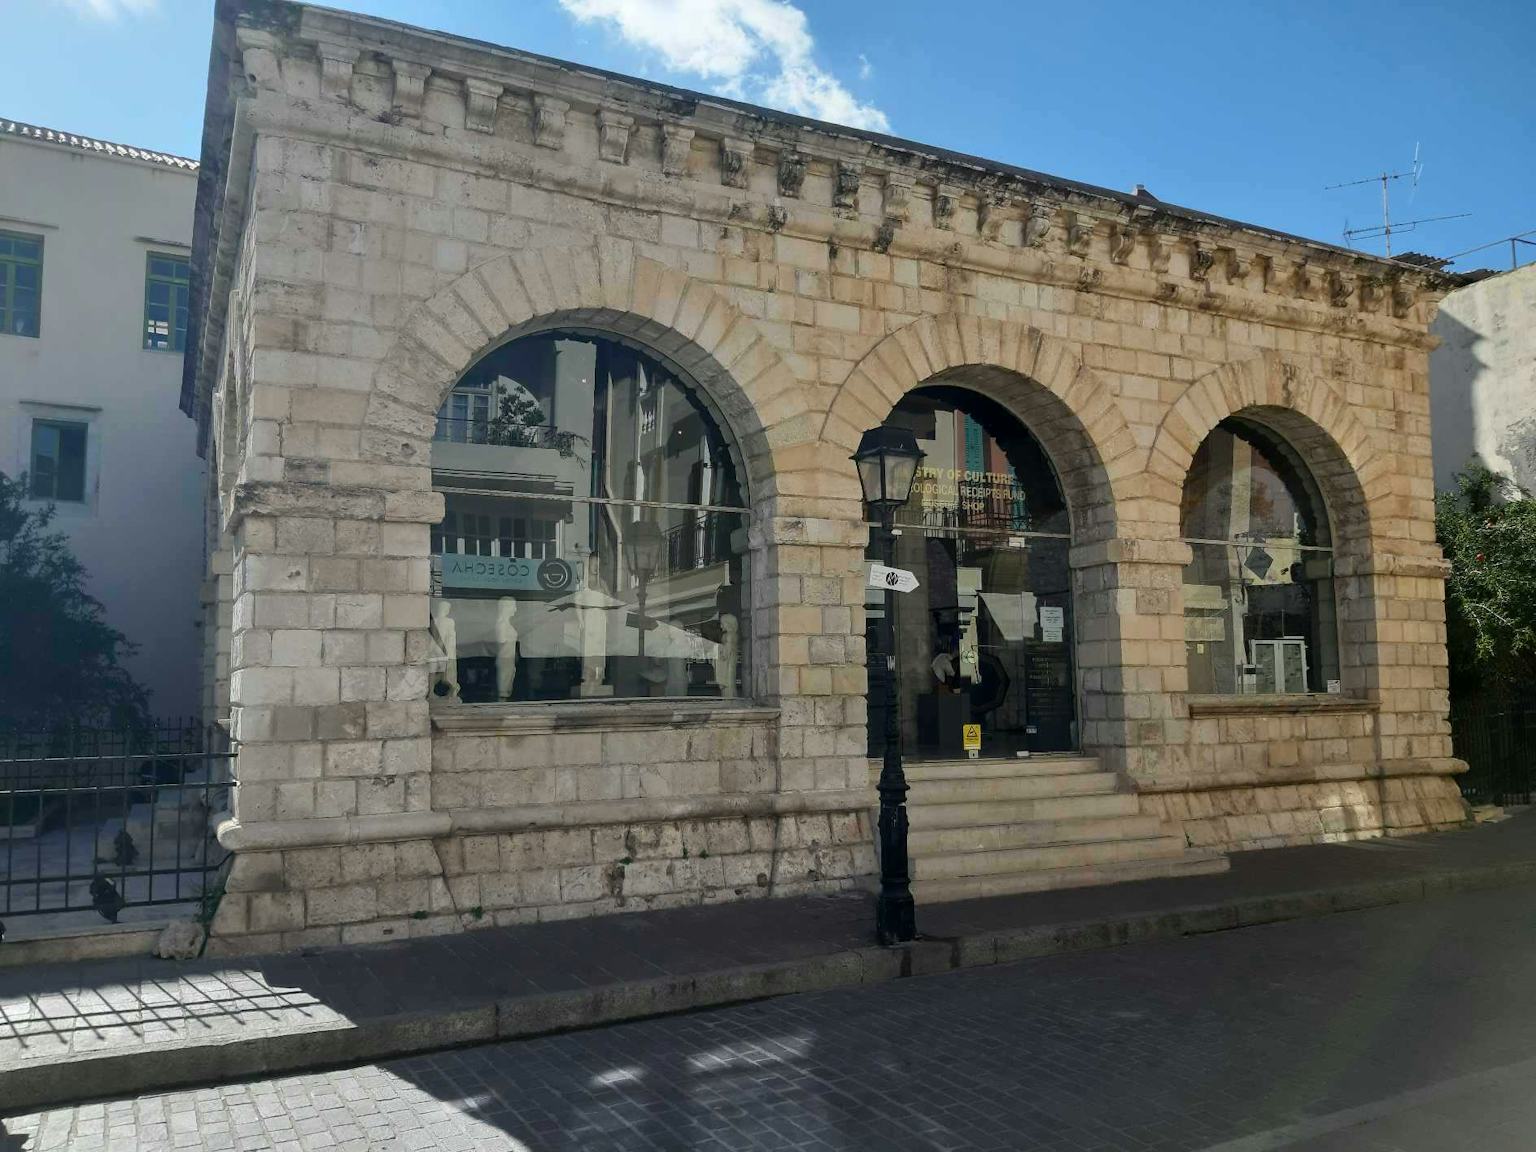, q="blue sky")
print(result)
[6,0,1533,271]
